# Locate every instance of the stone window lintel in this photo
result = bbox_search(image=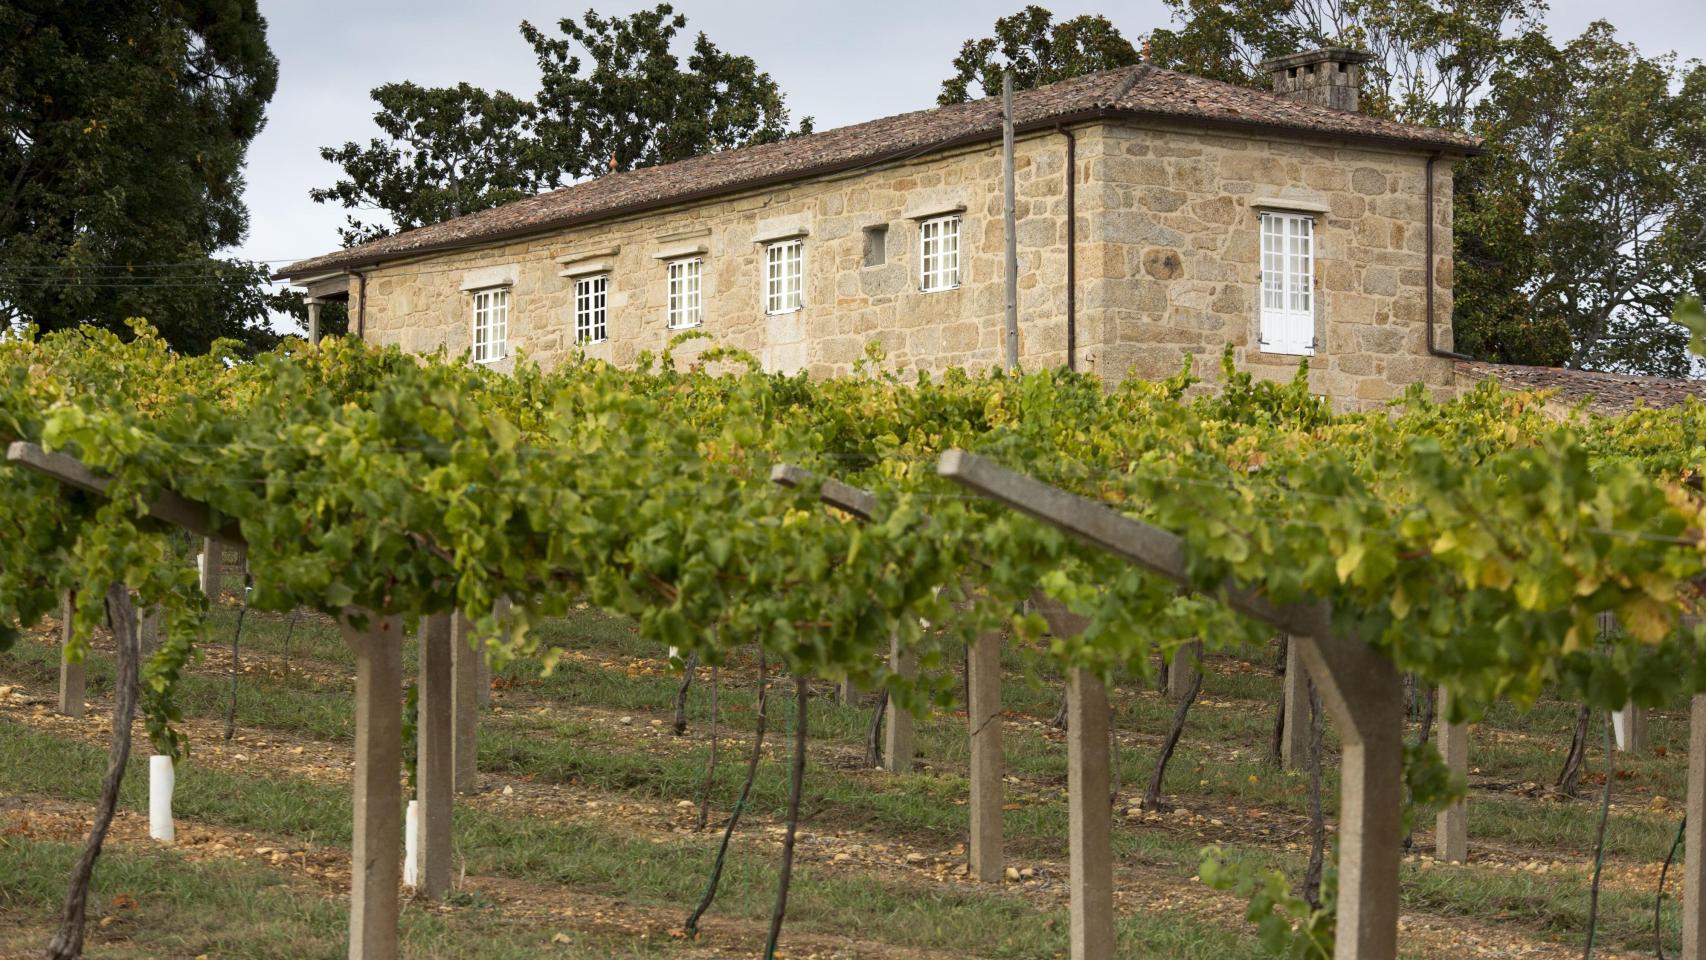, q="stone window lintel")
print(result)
[652,242,709,261]
[558,259,615,279]
[459,264,519,292]
[554,246,620,266]
[904,201,967,222]
[753,213,813,245]
[1252,196,1331,216]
